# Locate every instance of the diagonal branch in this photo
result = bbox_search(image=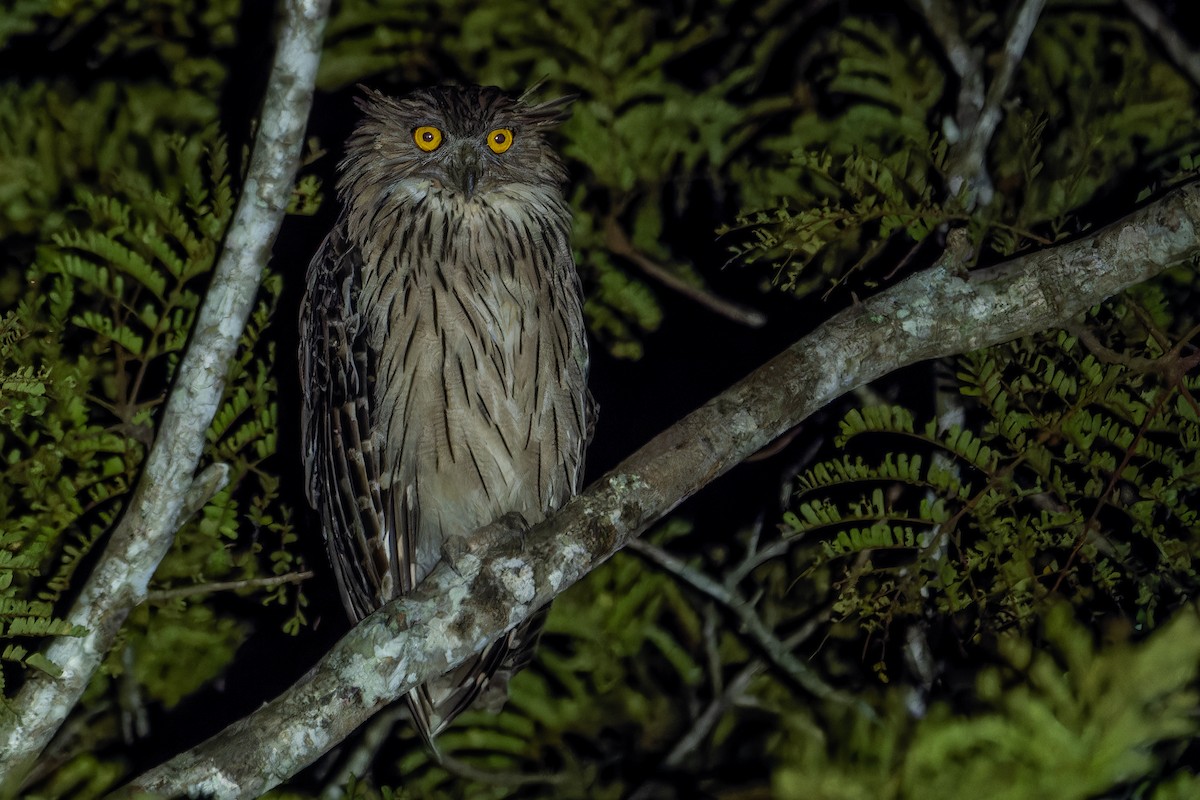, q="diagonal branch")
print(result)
[1121,0,1200,89]
[624,538,863,712]
[952,0,1046,205]
[0,0,331,791]
[915,0,1047,207]
[604,216,767,327]
[117,180,1200,799]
